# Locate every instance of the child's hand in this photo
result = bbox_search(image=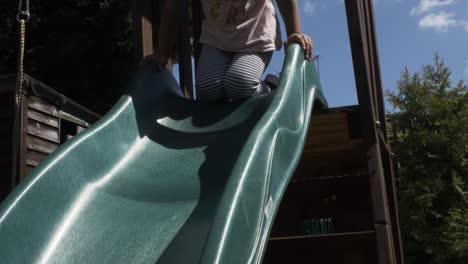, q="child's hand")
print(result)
[284,33,314,61]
